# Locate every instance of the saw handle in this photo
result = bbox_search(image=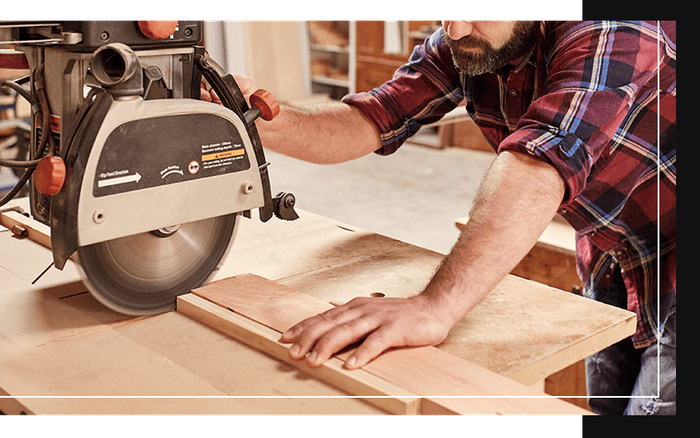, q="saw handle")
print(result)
[244,89,280,123]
